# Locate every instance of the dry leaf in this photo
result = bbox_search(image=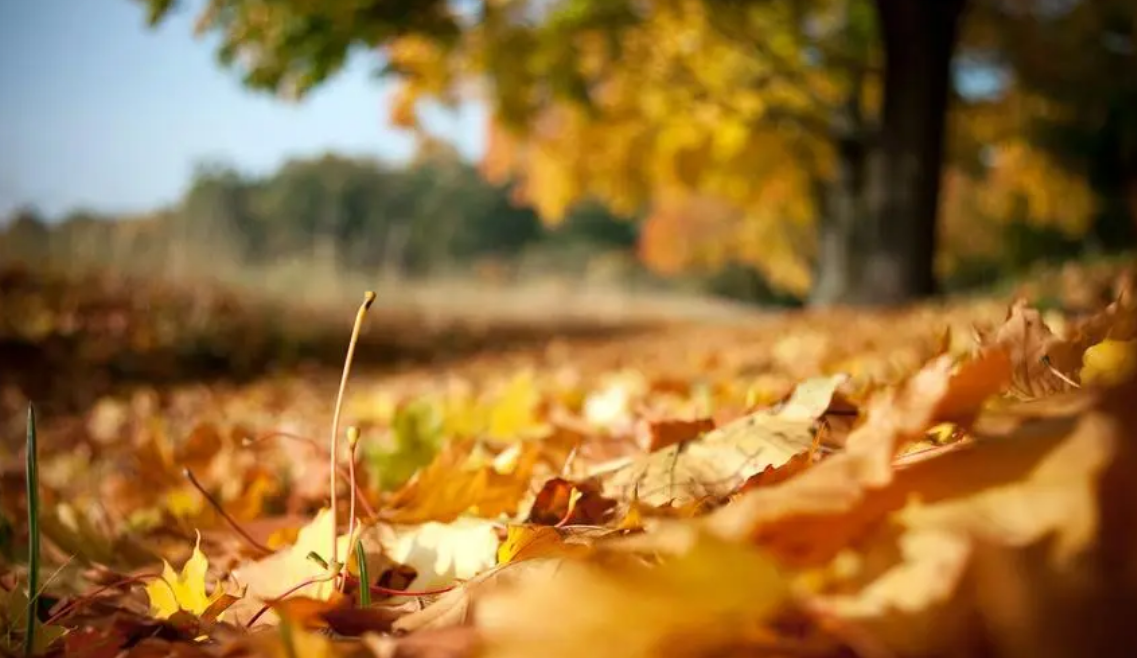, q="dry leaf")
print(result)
[704,348,1012,563]
[597,375,846,507]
